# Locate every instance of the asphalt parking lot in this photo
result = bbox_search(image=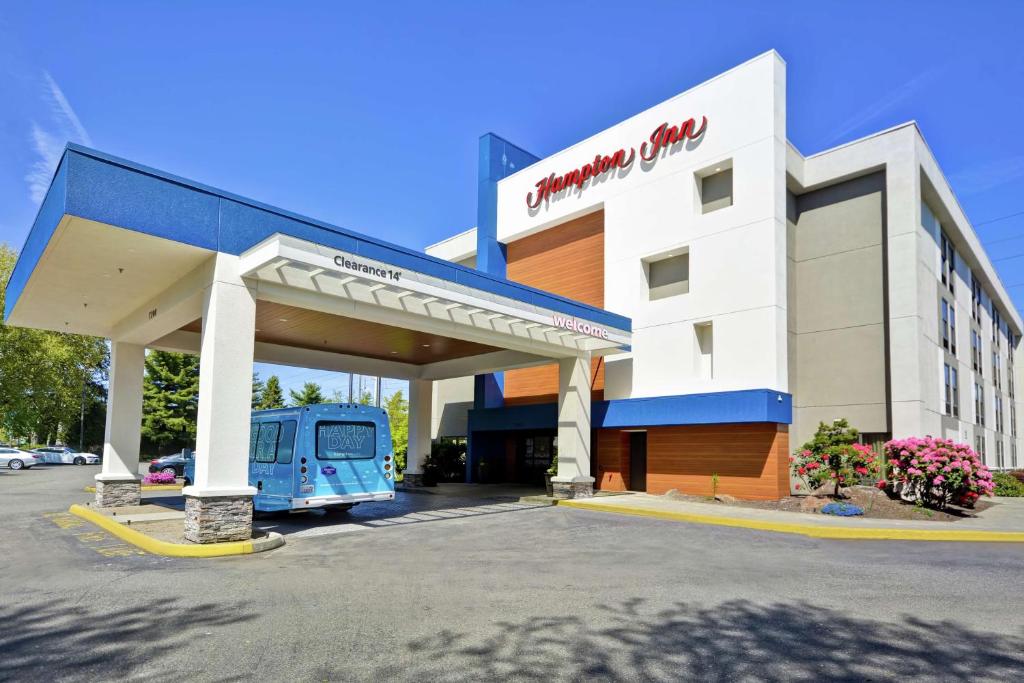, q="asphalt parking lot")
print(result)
[2,465,1024,682]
